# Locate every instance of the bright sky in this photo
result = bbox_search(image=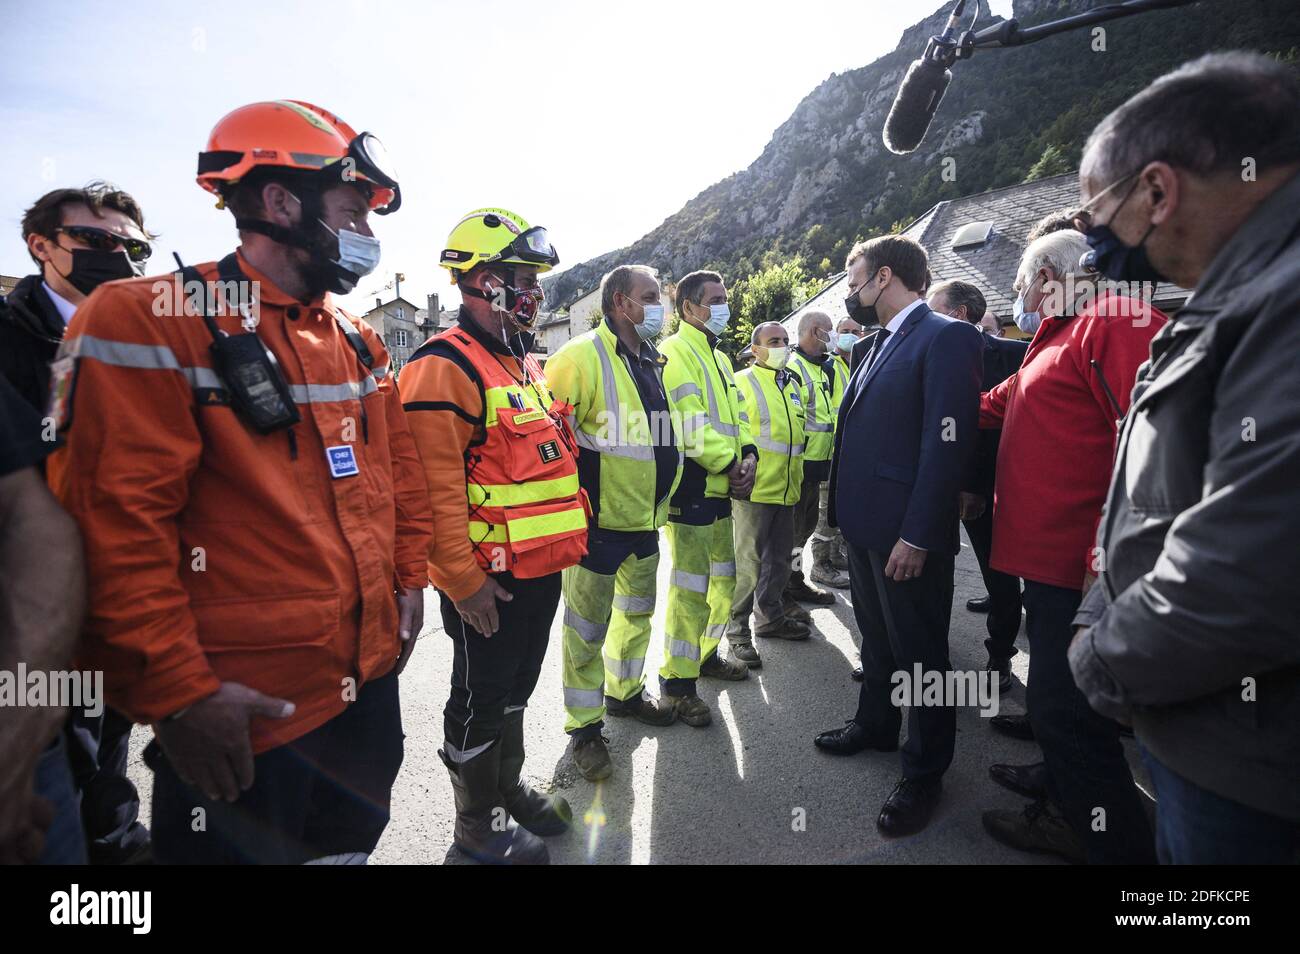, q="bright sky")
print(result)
[0,0,1013,312]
